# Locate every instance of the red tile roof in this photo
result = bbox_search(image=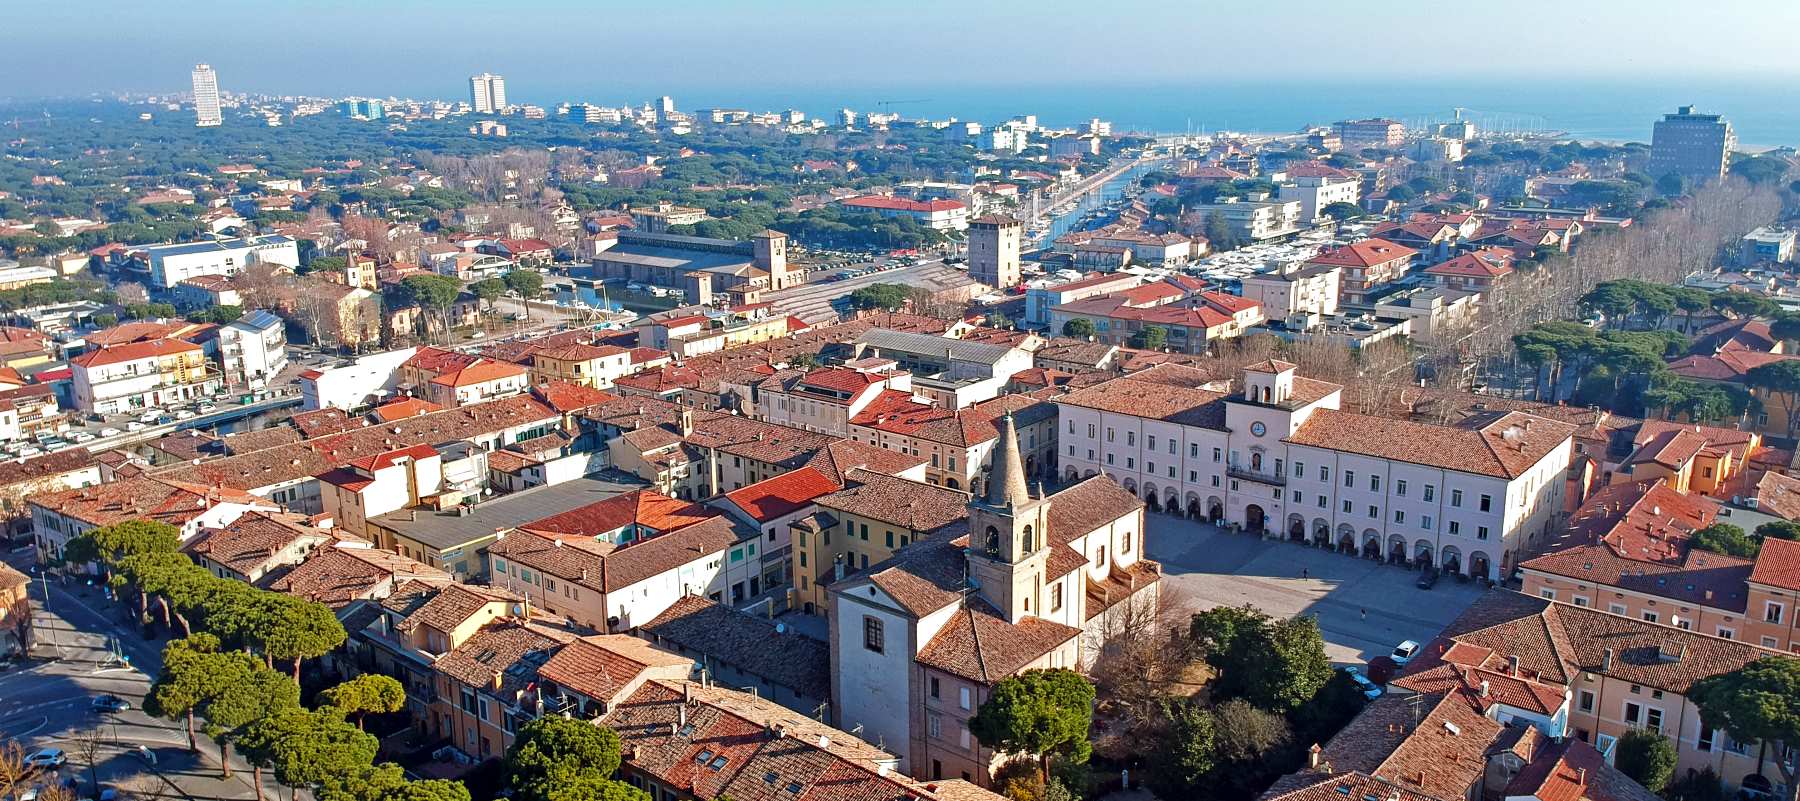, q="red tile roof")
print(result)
[721,467,840,523]
[371,397,443,421]
[429,359,528,387]
[841,195,965,213]
[521,489,716,540]
[1307,238,1418,269]
[1750,537,1800,592]
[69,337,201,368]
